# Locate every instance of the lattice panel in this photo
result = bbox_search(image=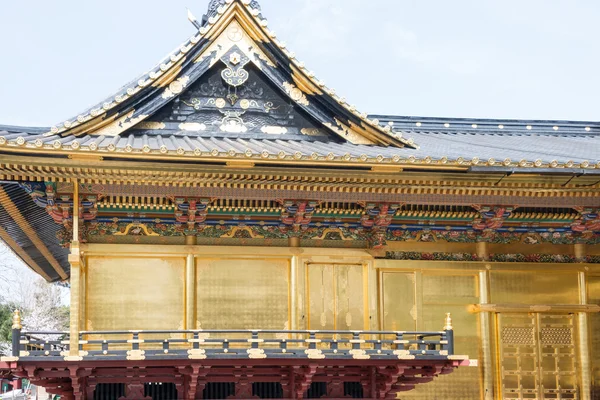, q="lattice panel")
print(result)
[538,315,578,399]
[540,327,572,346]
[502,326,535,346]
[498,313,579,400]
